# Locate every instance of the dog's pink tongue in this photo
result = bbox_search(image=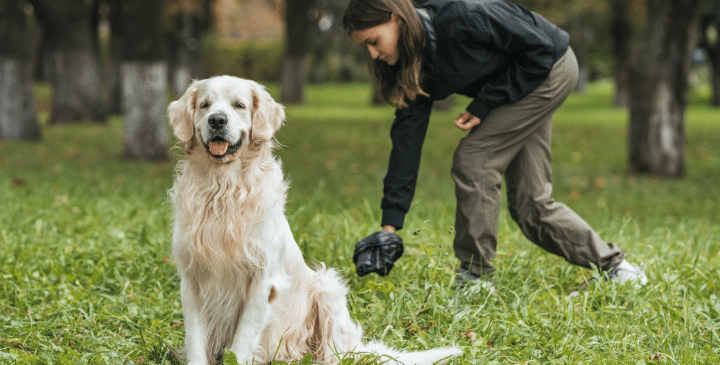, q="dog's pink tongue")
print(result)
[208,141,229,156]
